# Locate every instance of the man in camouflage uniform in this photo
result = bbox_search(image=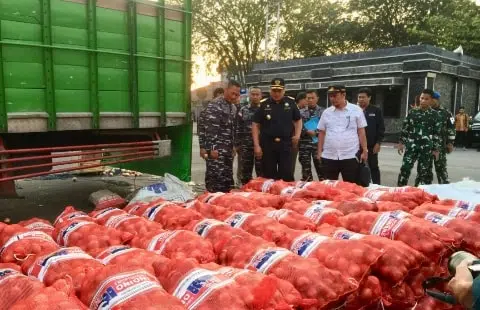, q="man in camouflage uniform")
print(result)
[198,88,224,159]
[202,81,240,192]
[431,91,455,184]
[397,89,441,186]
[298,90,324,181]
[235,87,263,185]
